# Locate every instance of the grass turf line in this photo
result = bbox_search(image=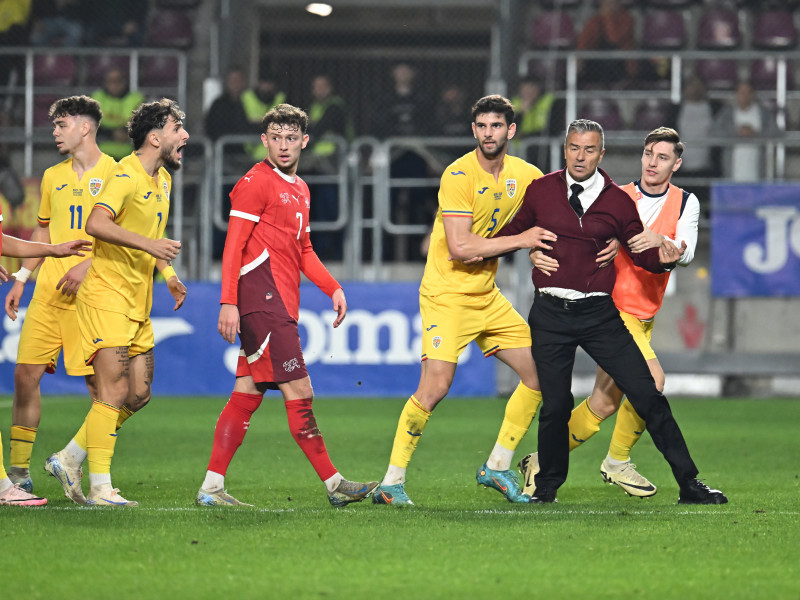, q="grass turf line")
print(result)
[1,395,798,599]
